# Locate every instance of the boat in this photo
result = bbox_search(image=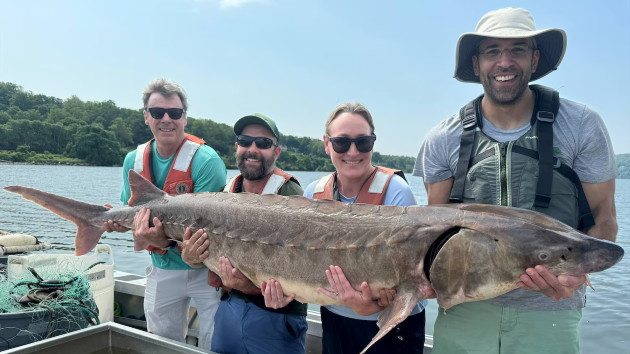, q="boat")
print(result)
[112,270,433,353]
[0,245,433,353]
